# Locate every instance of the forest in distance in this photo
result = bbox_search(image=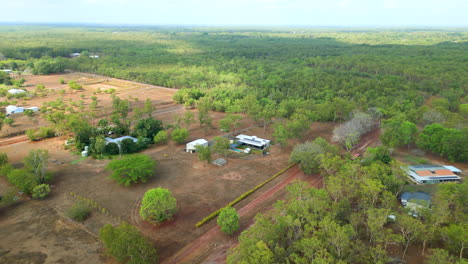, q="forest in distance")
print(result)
[0,26,467,264]
[0,26,466,161]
